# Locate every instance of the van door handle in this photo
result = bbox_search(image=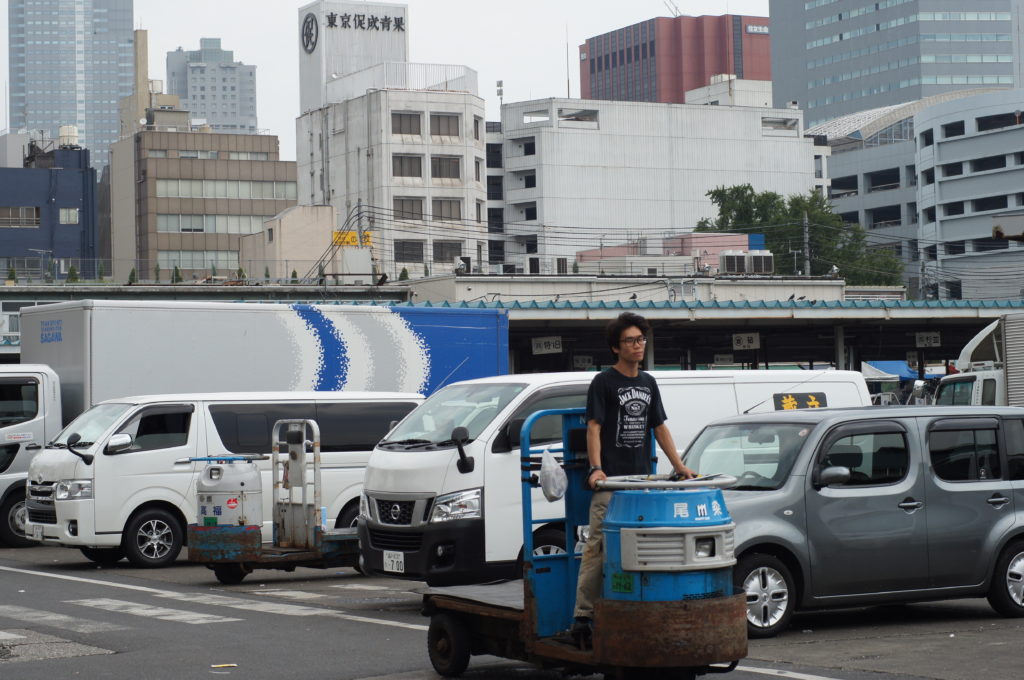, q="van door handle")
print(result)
[898,499,923,511]
[173,457,193,465]
[987,495,1010,508]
